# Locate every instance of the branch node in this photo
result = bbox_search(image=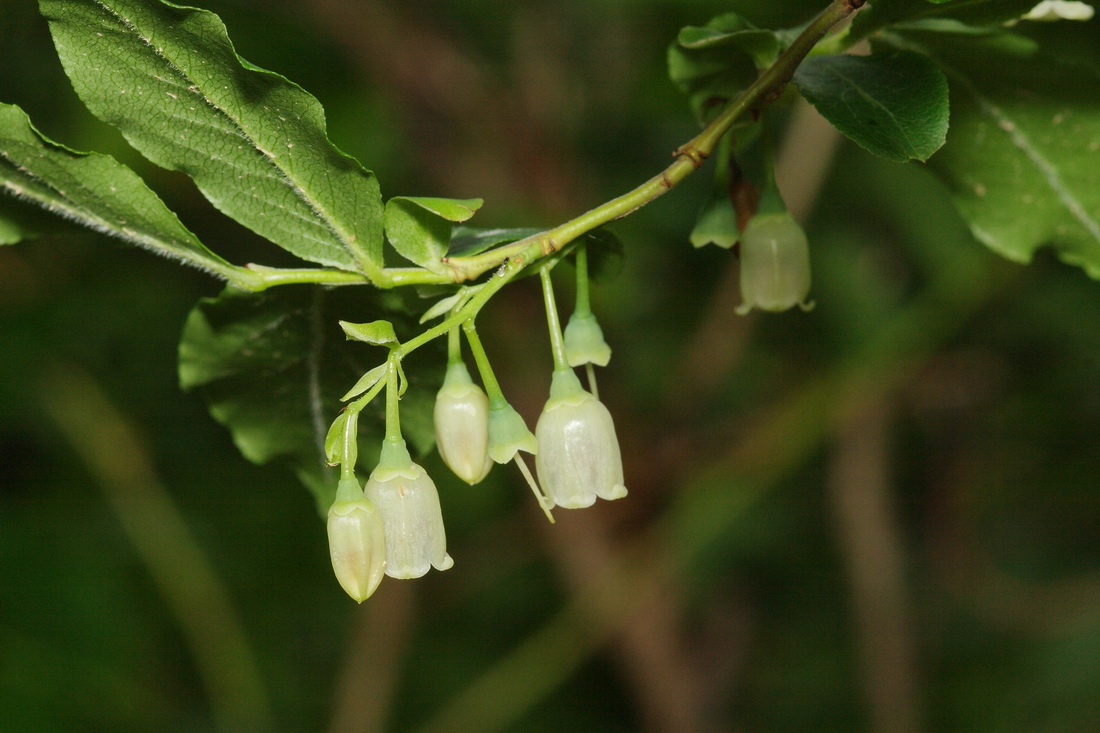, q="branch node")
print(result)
[674,145,708,169]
